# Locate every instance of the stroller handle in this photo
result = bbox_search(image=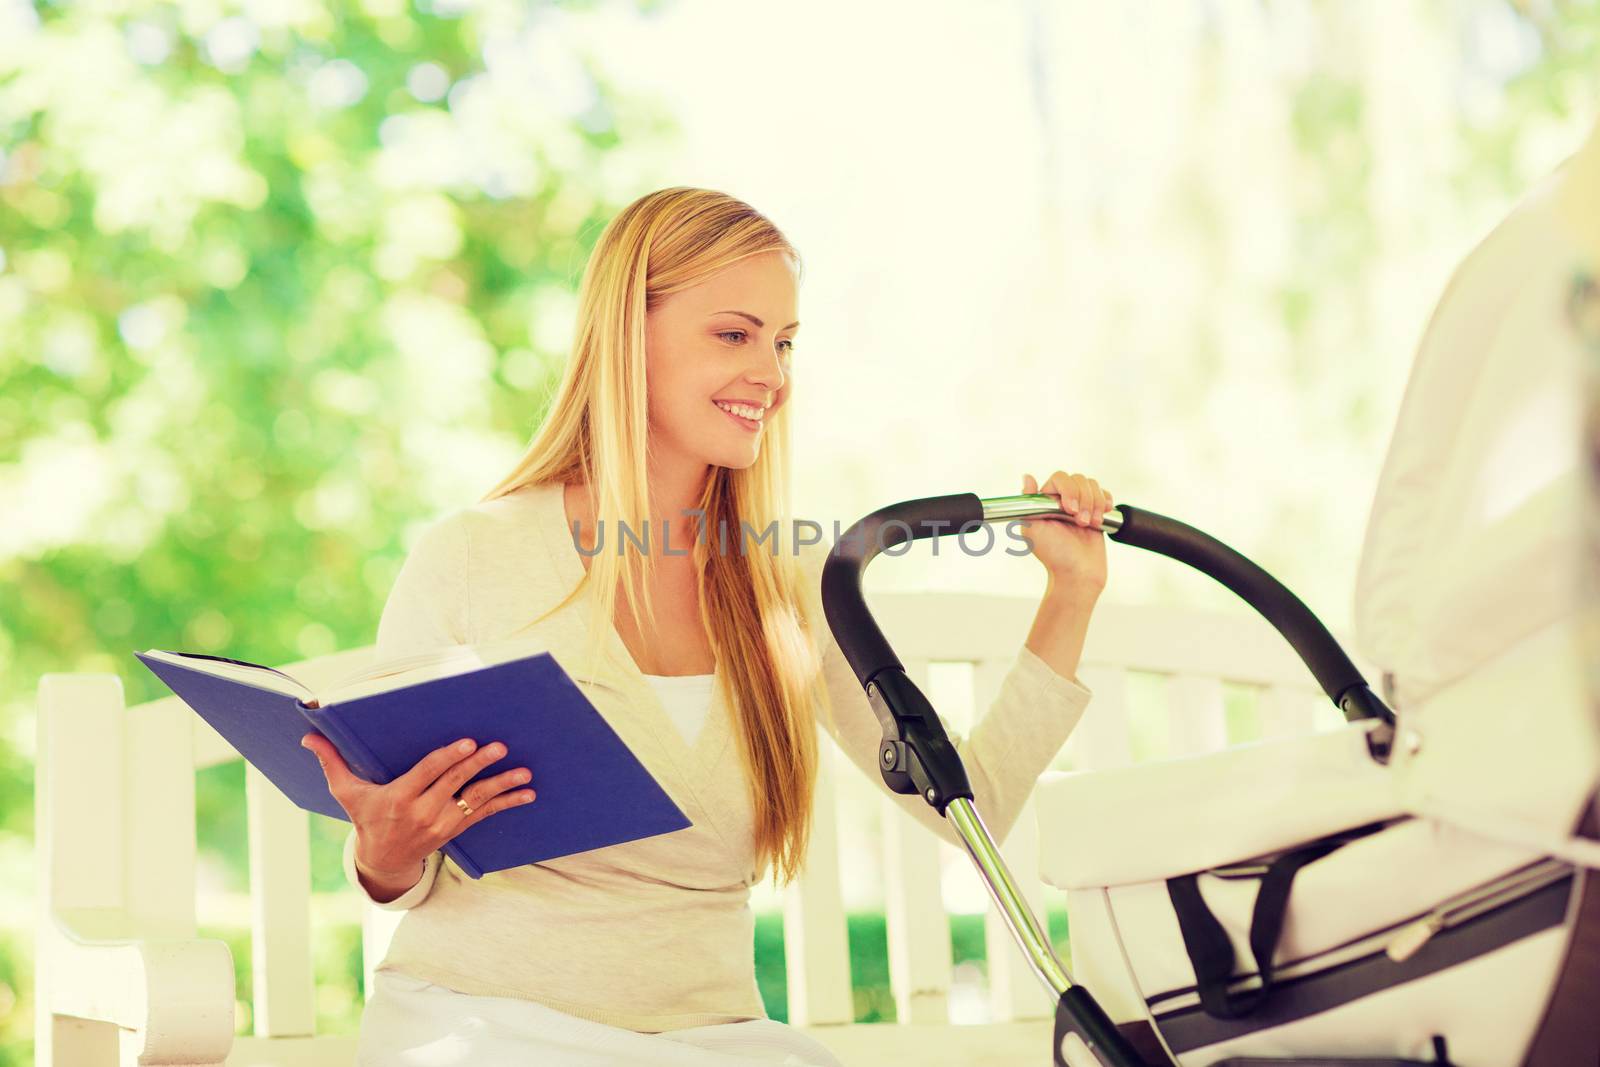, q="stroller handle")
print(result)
[818,492,1396,757]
